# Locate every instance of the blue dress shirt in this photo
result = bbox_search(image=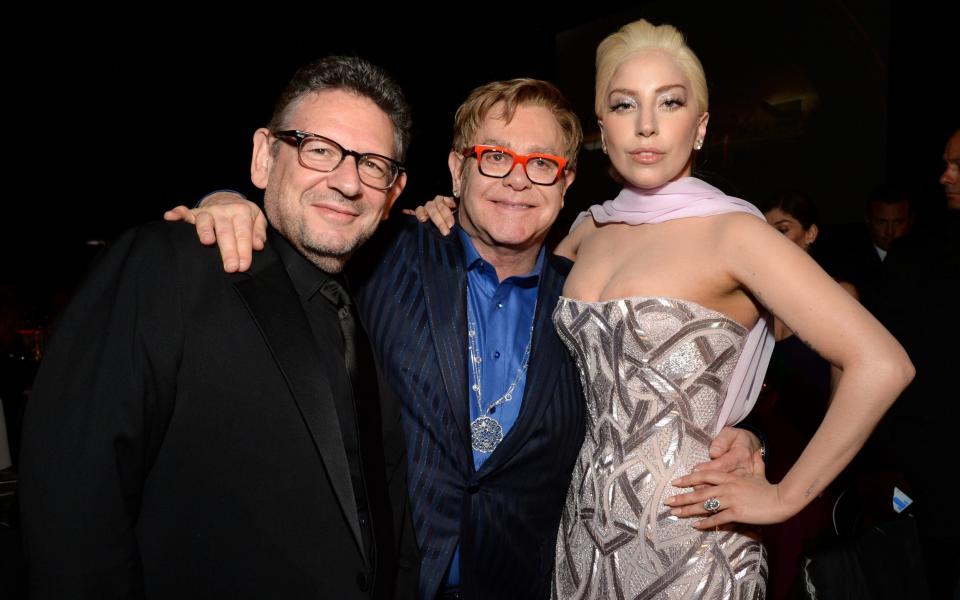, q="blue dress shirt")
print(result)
[446,229,544,587]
